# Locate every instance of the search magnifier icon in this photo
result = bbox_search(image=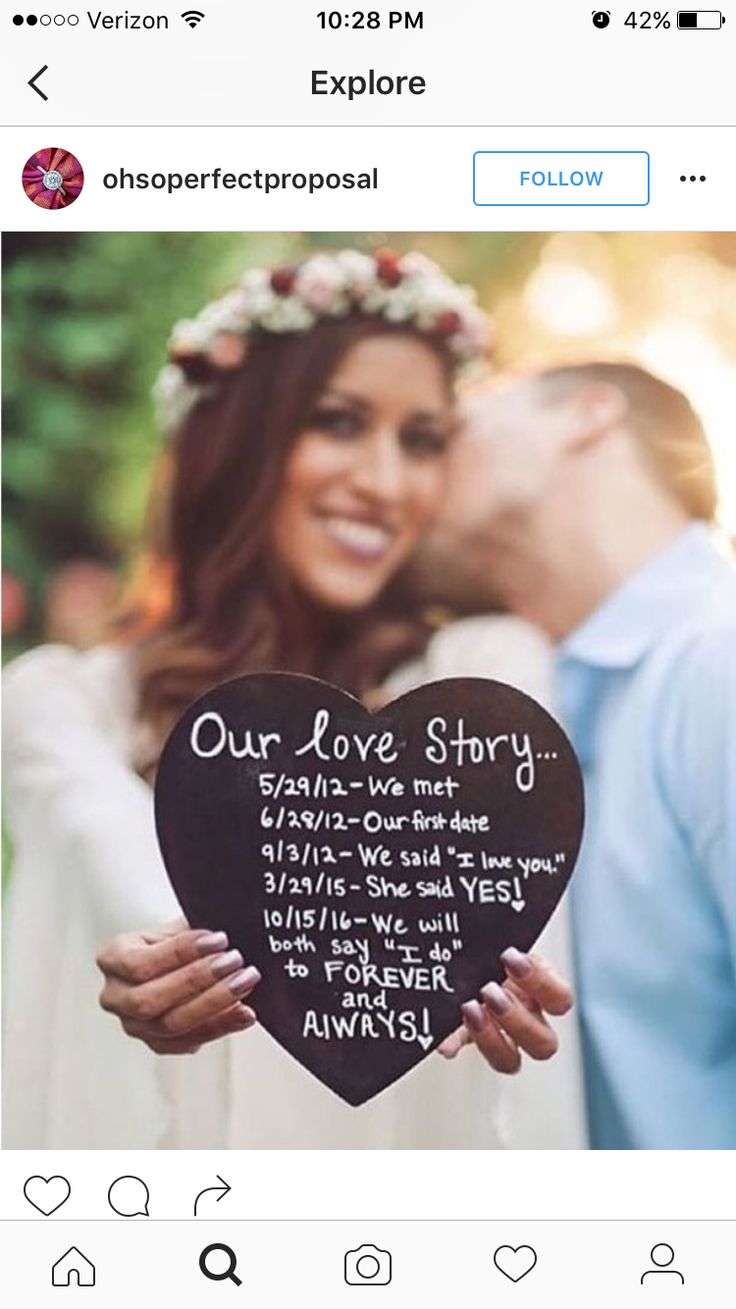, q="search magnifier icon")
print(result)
[199,1243,242,1286]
